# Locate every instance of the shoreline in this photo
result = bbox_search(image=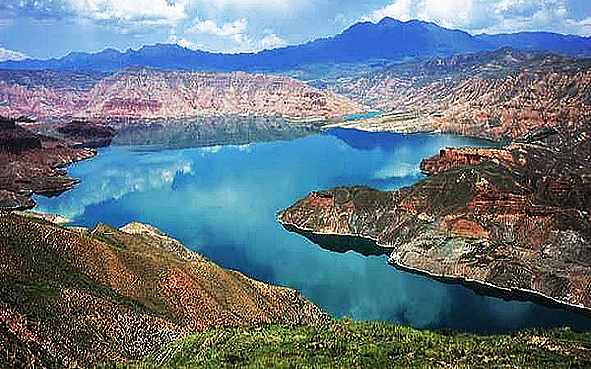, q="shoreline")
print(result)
[277,216,591,316]
[323,118,504,145]
[18,121,591,318]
